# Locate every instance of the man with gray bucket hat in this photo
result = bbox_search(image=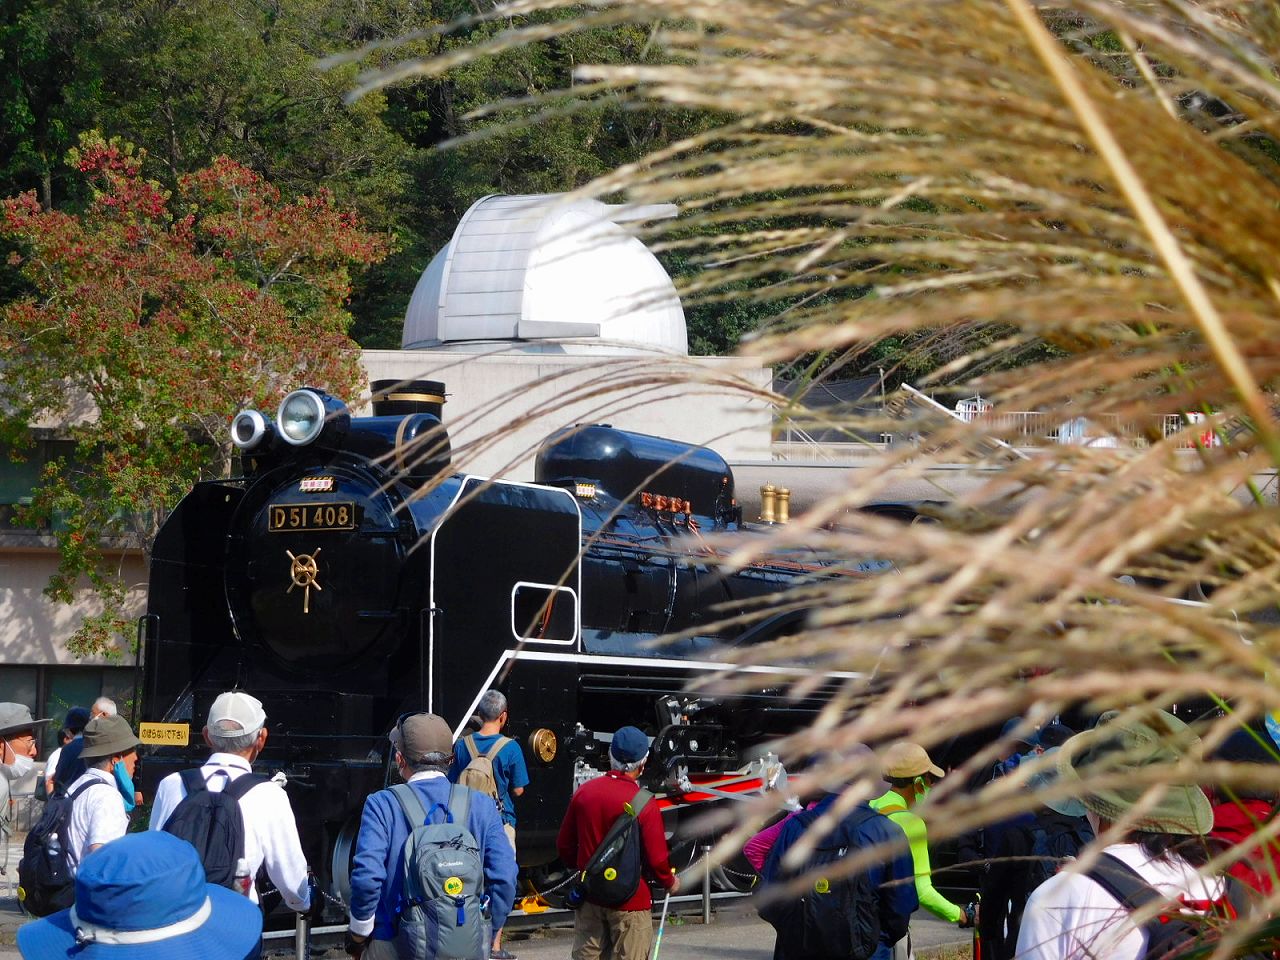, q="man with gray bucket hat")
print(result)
[64,714,140,871]
[0,703,50,872]
[1016,710,1236,960]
